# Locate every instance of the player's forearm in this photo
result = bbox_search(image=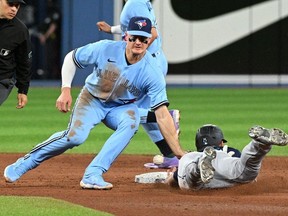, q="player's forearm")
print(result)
[155,106,185,158]
[148,27,157,46]
[61,51,76,88]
